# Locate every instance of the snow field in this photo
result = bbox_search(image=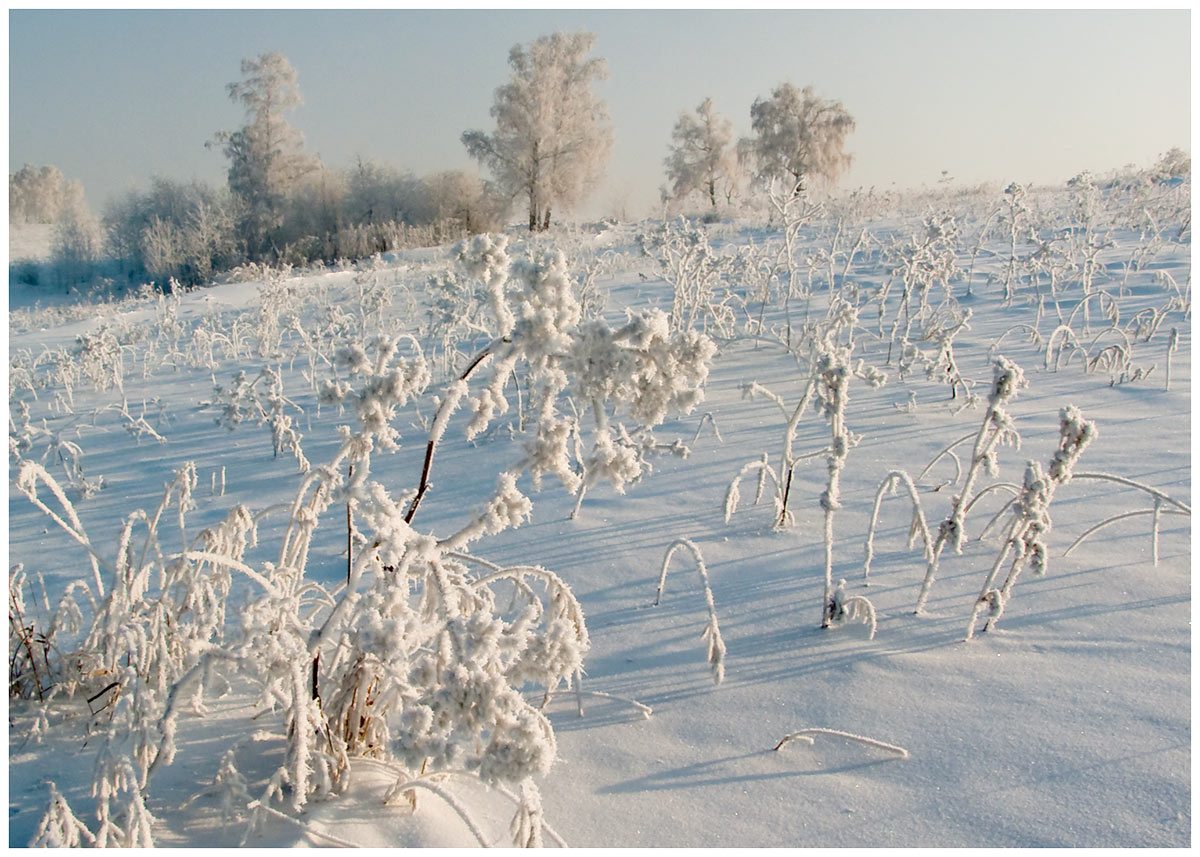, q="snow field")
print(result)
[8,175,1190,846]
